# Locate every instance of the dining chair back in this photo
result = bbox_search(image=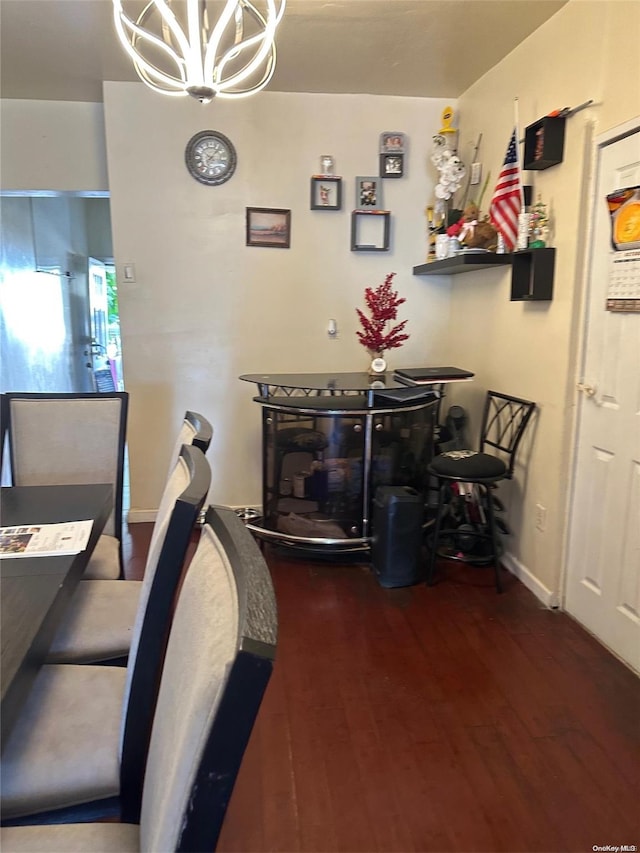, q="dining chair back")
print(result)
[175,410,213,455]
[0,393,8,485]
[4,392,129,577]
[138,505,277,848]
[165,410,213,483]
[119,443,212,812]
[1,505,277,852]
